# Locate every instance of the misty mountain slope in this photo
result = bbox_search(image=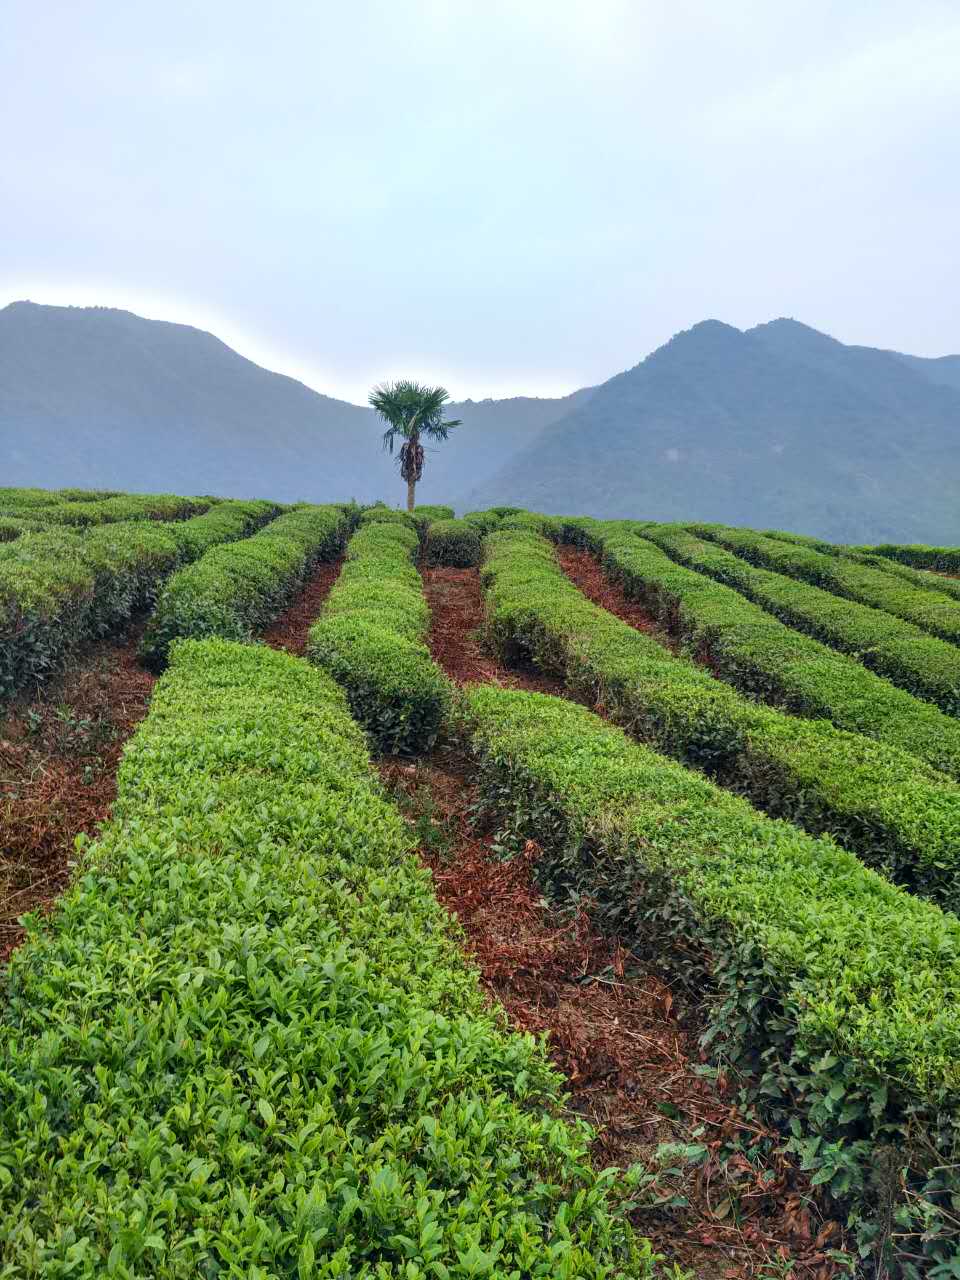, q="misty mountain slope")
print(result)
[0,302,381,500]
[419,386,595,500]
[896,351,960,394]
[0,302,583,504]
[3,302,959,540]
[751,318,960,420]
[469,319,960,543]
